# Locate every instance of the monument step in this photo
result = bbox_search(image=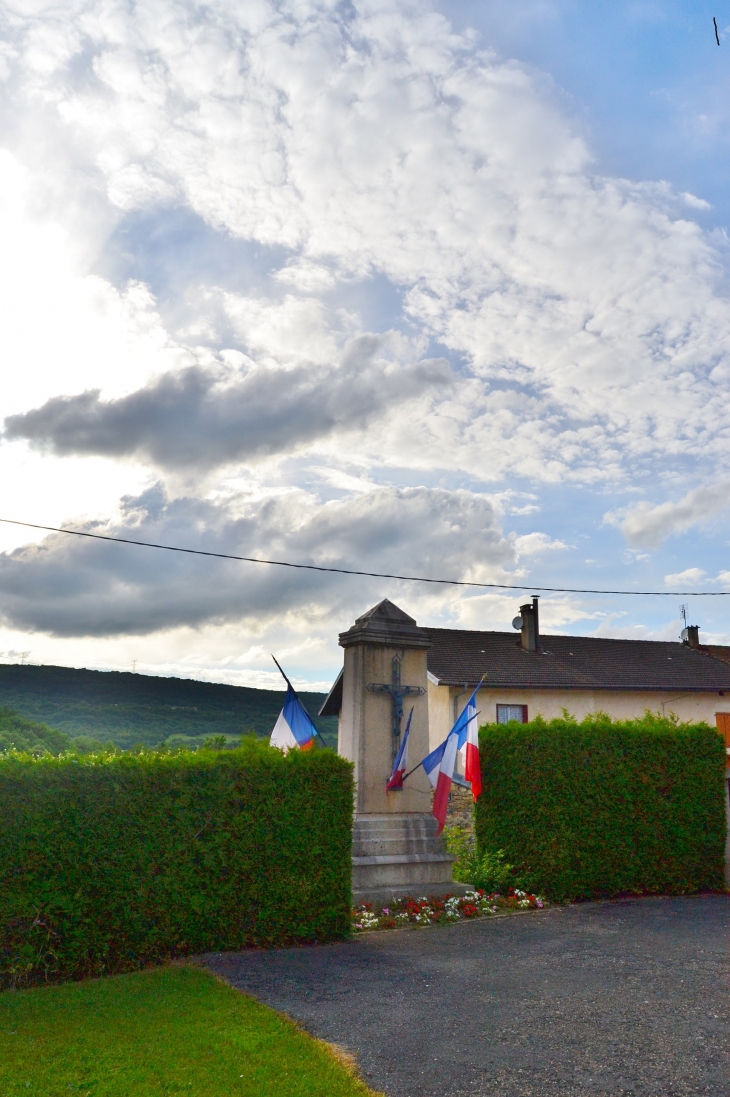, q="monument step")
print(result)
[353,823,443,839]
[352,858,459,889]
[353,838,452,857]
[353,824,439,838]
[352,882,472,904]
[352,852,455,866]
